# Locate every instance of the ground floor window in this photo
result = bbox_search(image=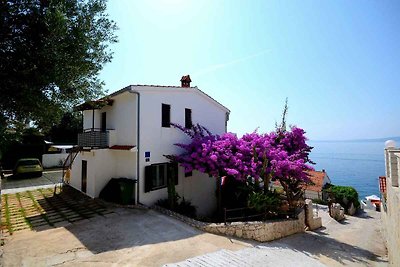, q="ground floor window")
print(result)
[145,162,178,192]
